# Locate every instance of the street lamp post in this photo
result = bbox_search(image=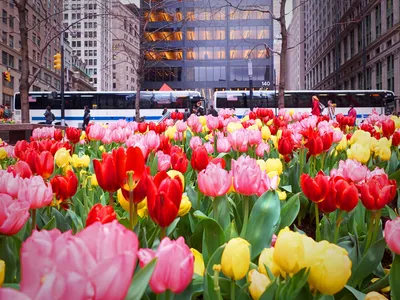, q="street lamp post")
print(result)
[248,58,253,110]
[60,33,65,127]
